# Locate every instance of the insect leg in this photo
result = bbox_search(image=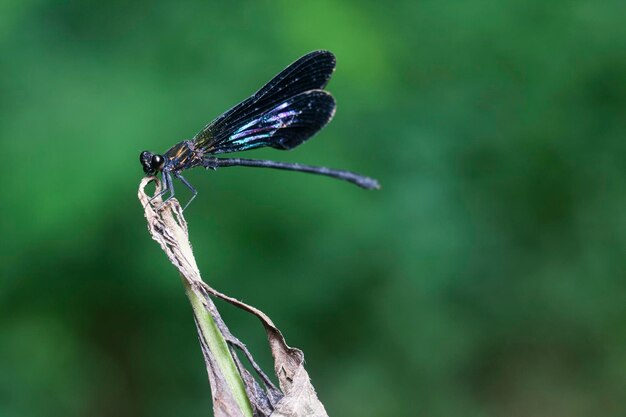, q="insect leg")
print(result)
[161,171,175,204]
[151,172,176,211]
[149,172,170,203]
[174,172,198,211]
